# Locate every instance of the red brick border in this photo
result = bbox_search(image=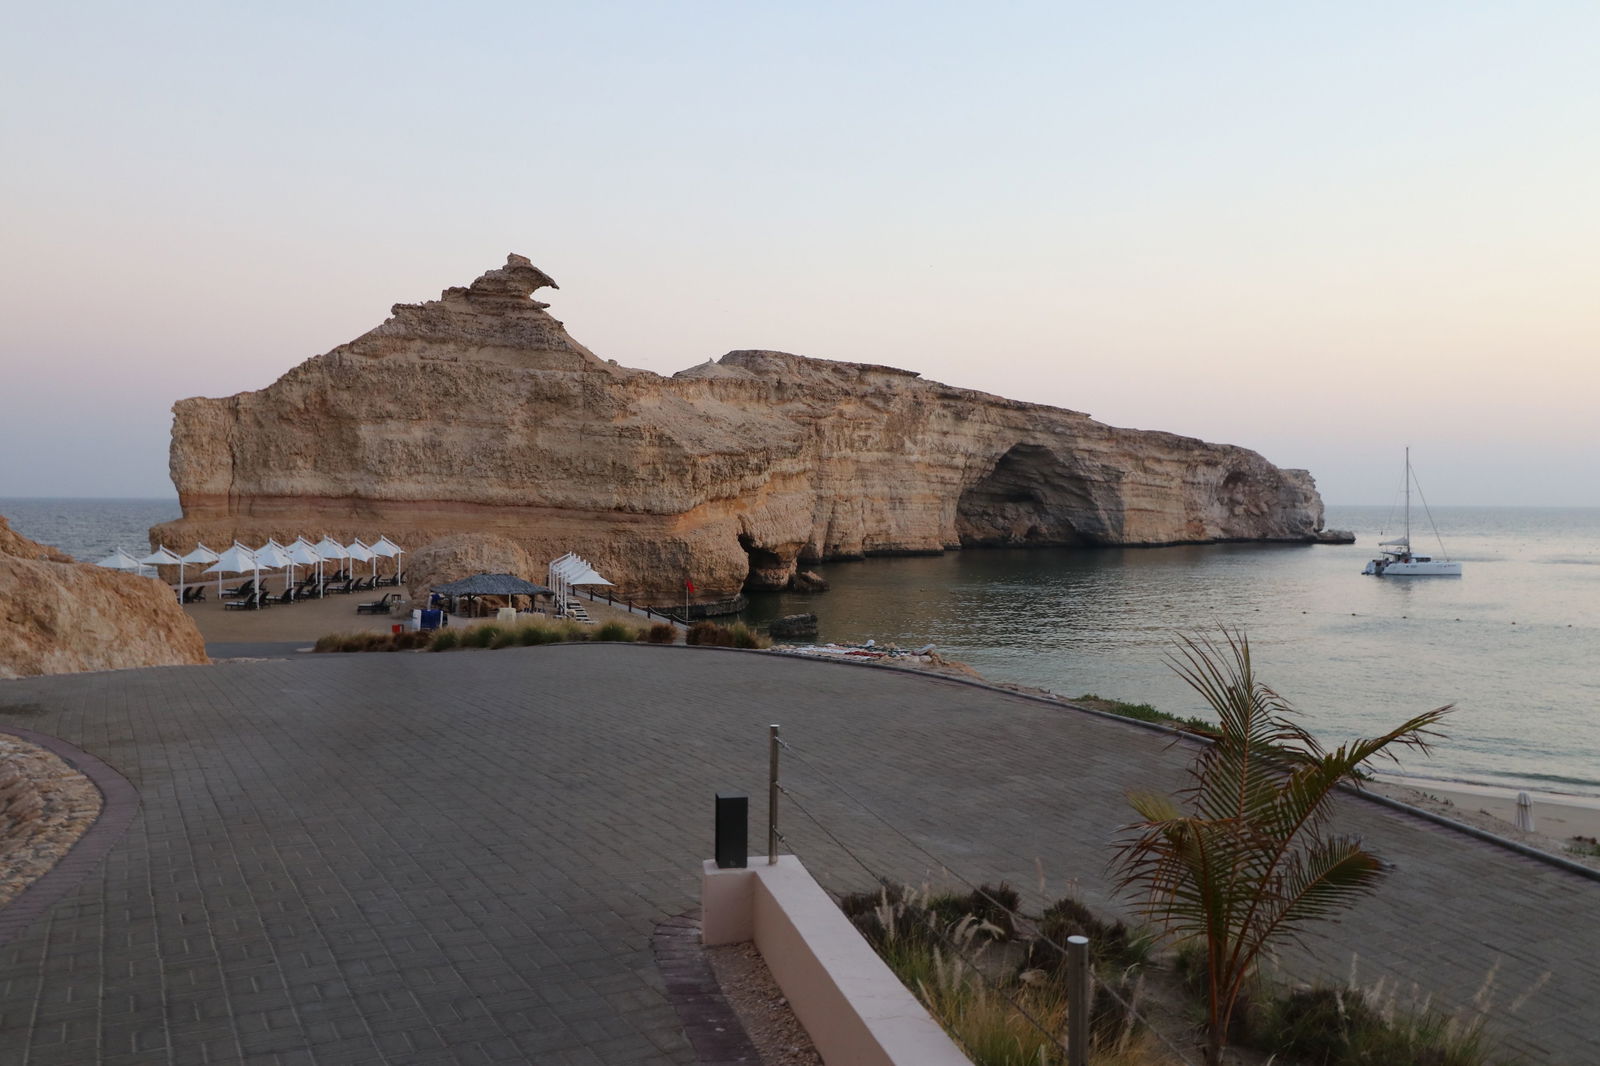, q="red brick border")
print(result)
[652,910,764,1065]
